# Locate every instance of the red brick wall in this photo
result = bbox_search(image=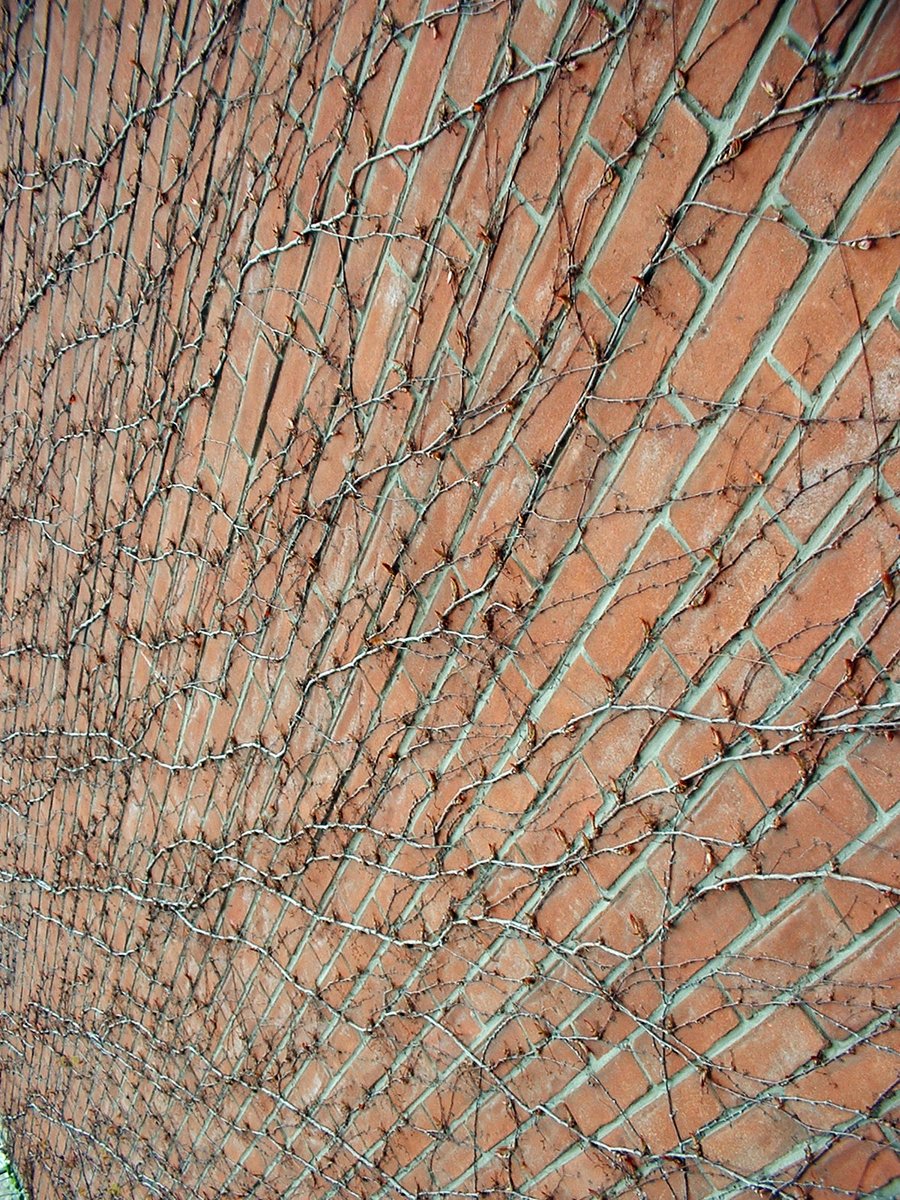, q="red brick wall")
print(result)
[1,1,898,1197]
